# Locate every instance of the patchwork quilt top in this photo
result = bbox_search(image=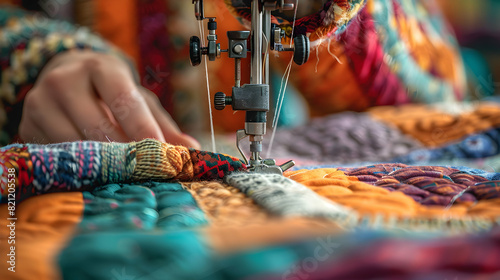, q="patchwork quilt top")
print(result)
[2,103,500,279]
